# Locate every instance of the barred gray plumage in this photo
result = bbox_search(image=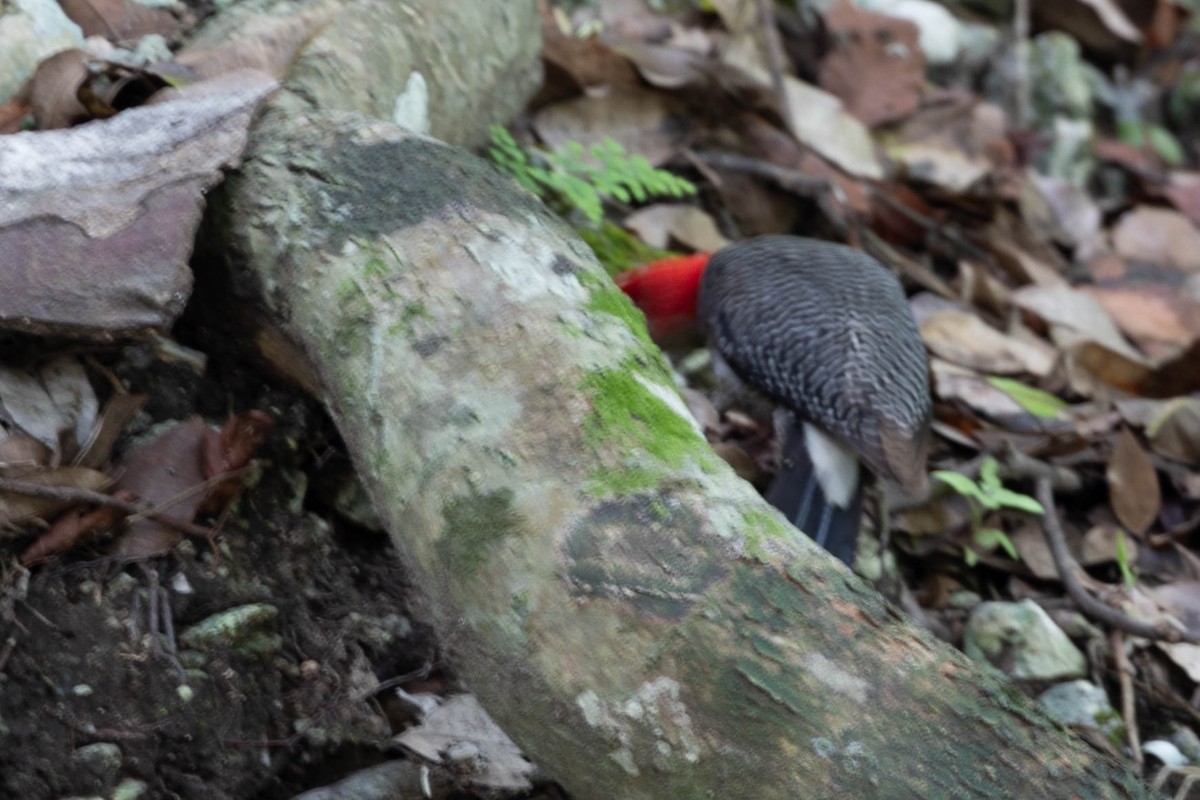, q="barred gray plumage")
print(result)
[698,235,931,561]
